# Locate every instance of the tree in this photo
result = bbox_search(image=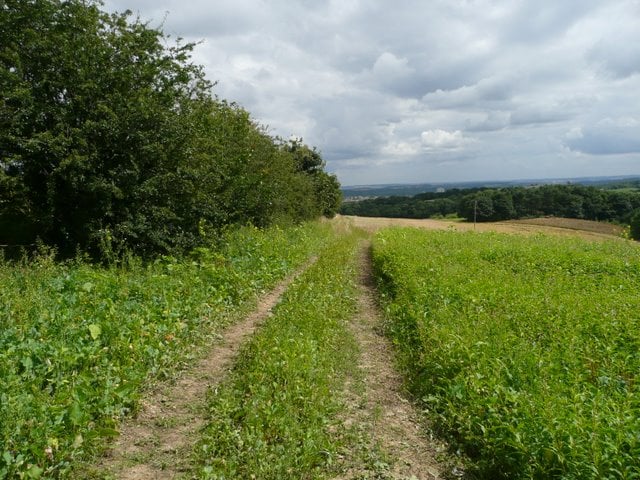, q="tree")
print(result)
[1,0,211,255]
[490,190,516,220]
[281,139,342,218]
[458,192,495,222]
[0,1,341,258]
